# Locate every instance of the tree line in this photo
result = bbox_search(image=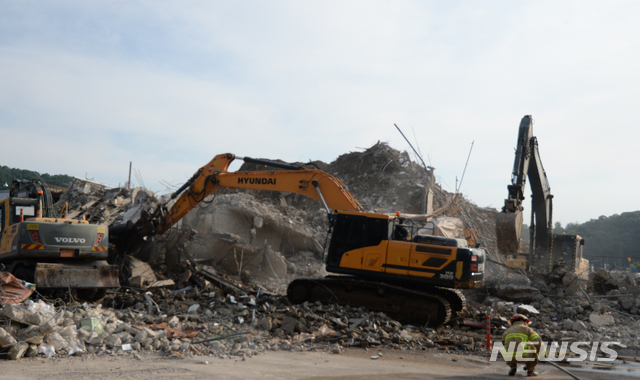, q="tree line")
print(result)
[0,166,74,189]
[554,212,640,269]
